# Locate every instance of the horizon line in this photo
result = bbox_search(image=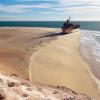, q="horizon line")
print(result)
[0,20,100,21]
